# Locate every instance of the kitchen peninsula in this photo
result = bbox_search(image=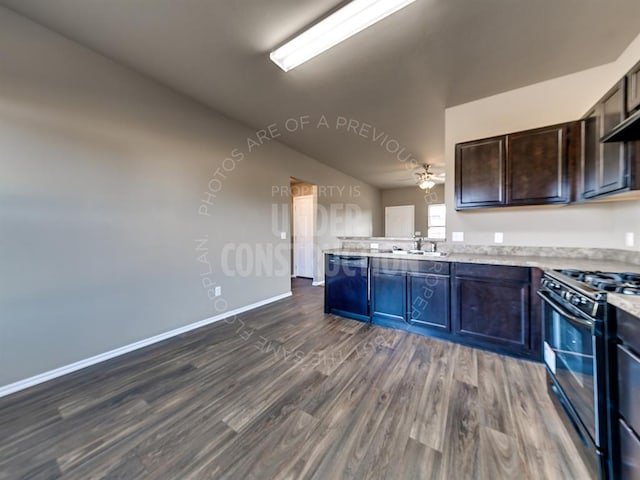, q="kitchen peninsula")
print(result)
[325,239,640,361]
